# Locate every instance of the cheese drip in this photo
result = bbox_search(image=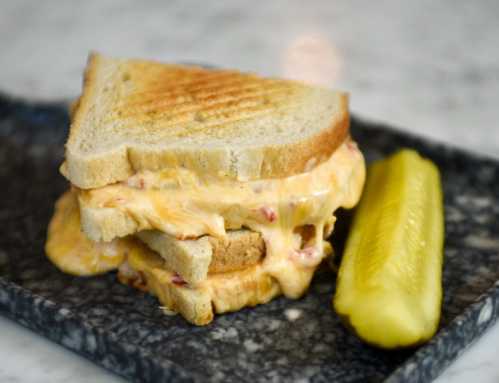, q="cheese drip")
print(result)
[45,191,131,275]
